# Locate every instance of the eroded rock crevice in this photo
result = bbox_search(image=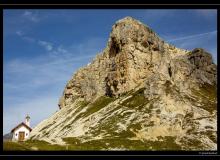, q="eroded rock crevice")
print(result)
[168,65,172,77]
[109,37,120,58]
